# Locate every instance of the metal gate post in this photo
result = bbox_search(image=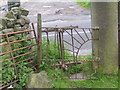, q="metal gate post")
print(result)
[37,14,42,67]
